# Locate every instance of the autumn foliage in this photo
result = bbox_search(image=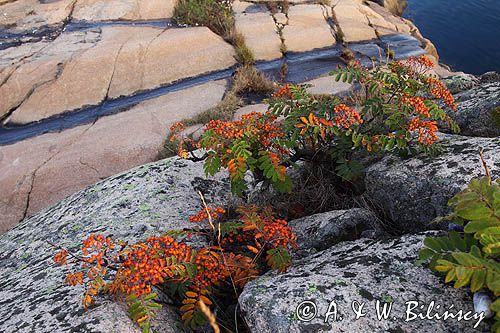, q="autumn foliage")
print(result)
[170,56,458,194]
[53,204,296,331]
